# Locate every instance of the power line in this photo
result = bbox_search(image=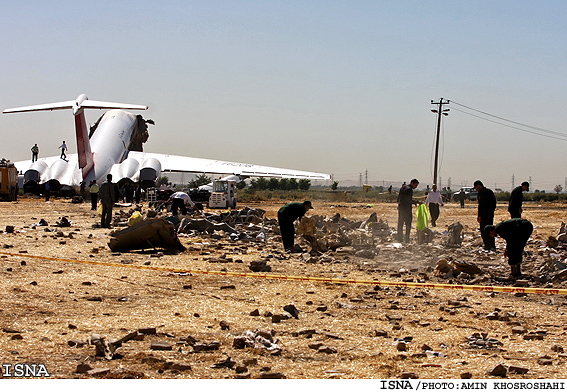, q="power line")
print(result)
[450,100,567,141]
[450,106,567,142]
